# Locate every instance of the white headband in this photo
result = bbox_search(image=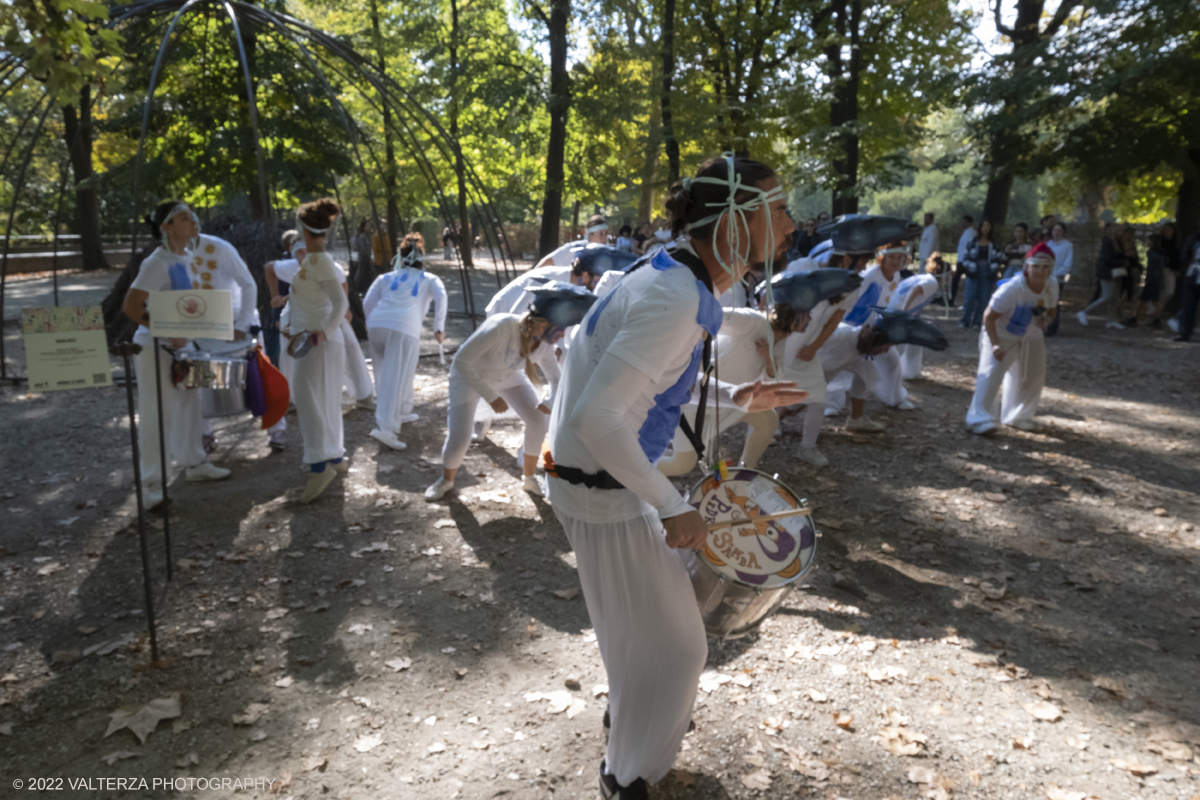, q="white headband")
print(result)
[586,223,609,234]
[290,241,306,259]
[163,204,195,226]
[391,249,423,270]
[297,214,332,235]
[878,245,908,256]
